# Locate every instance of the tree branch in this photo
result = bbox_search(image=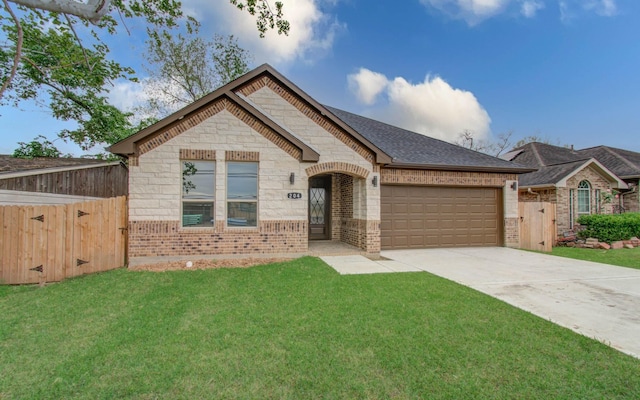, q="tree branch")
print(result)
[64,13,93,72]
[0,0,24,101]
[8,0,110,23]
